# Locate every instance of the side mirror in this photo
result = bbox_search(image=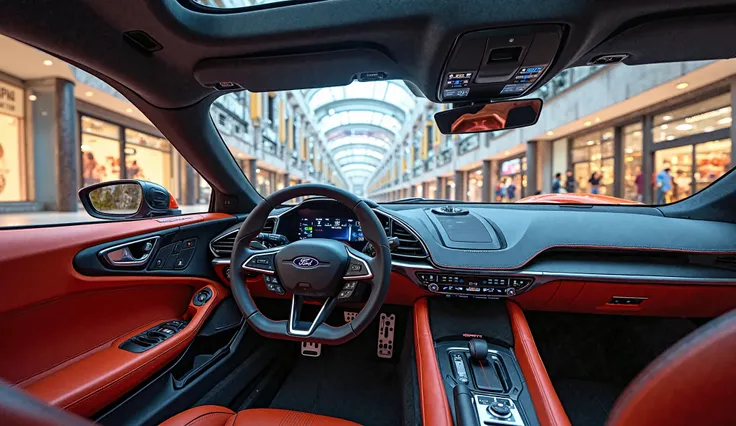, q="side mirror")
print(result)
[79,179,181,220]
[434,98,543,134]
